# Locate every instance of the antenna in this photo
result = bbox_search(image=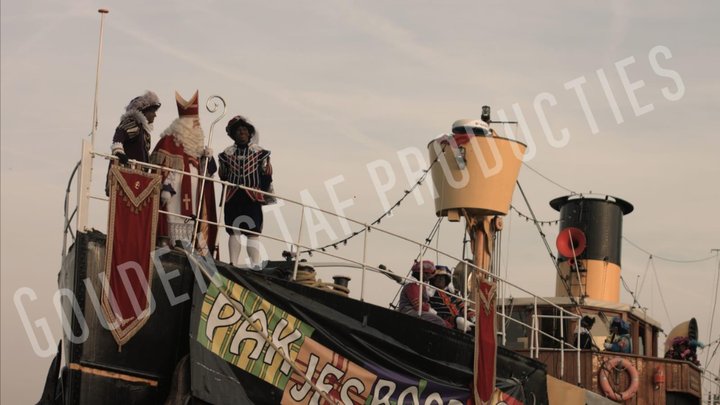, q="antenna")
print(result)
[481,105,518,125]
[90,8,109,148]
